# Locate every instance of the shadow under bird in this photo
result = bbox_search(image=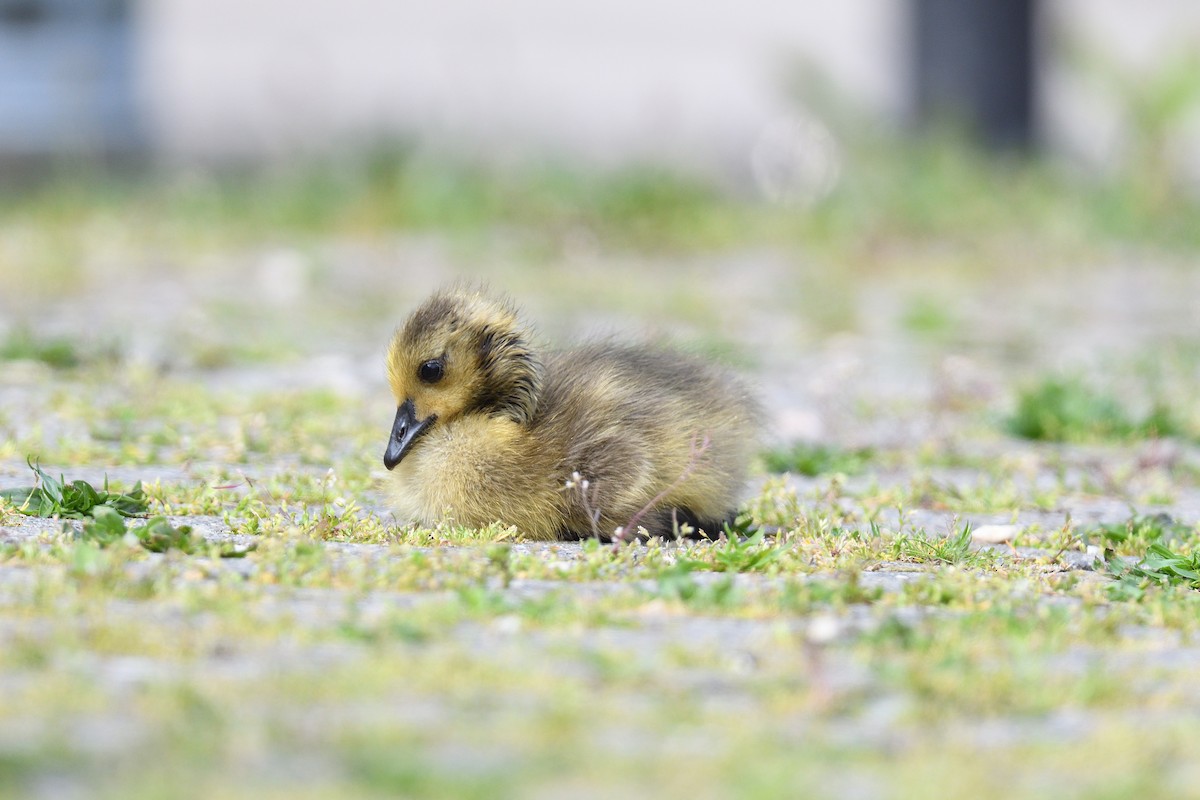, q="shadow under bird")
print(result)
[383,287,762,541]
